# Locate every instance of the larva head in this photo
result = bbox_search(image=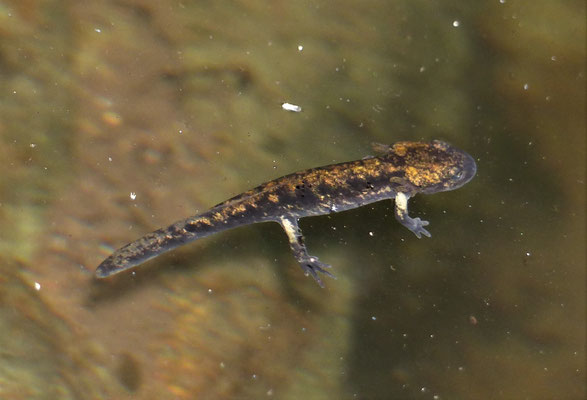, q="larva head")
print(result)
[380,140,477,194]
